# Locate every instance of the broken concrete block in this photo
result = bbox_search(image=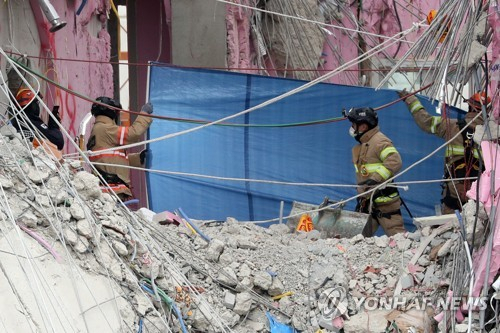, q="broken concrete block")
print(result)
[437,239,453,257]
[223,291,236,309]
[206,239,225,262]
[291,314,307,331]
[237,237,257,250]
[235,276,254,292]
[70,203,86,220]
[399,274,414,290]
[0,175,13,189]
[306,229,321,240]
[76,219,93,239]
[63,227,78,246]
[217,267,238,287]
[253,271,272,291]
[397,239,412,251]
[268,277,285,296]
[375,236,388,247]
[74,236,90,254]
[192,305,214,332]
[219,252,233,266]
[18,211,38,229]
[238,263,252,278]
[220,310,240,327]
[417,255,431,267]
[233,292,253,315]
[350,234,364,244]
[244,319,265,331]
[27,167,50,184]
[343,310,390,332]
[269,223,291,235]
[112,240,128,257]
[72,171,102,200]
